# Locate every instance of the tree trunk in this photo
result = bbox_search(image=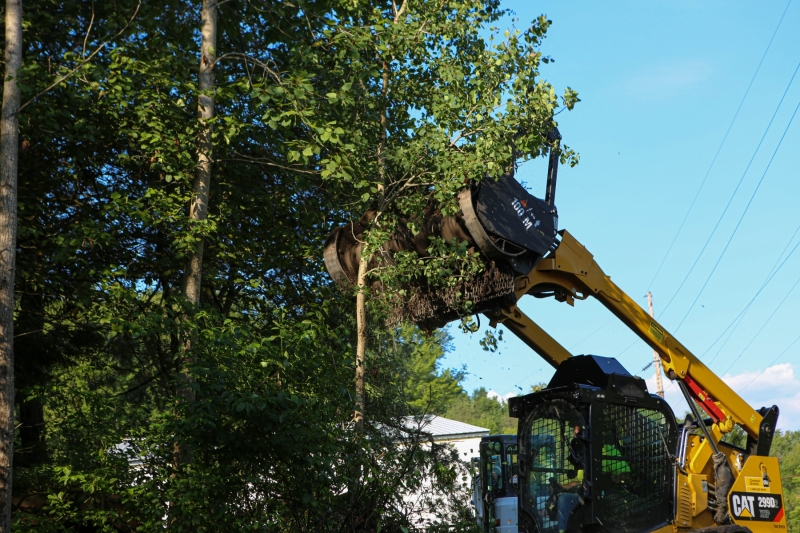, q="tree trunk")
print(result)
[352,3,404,430]
[0,1,21,530]
[176,0,216,468]
[354,257,368,430]
[183,2,216,306]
